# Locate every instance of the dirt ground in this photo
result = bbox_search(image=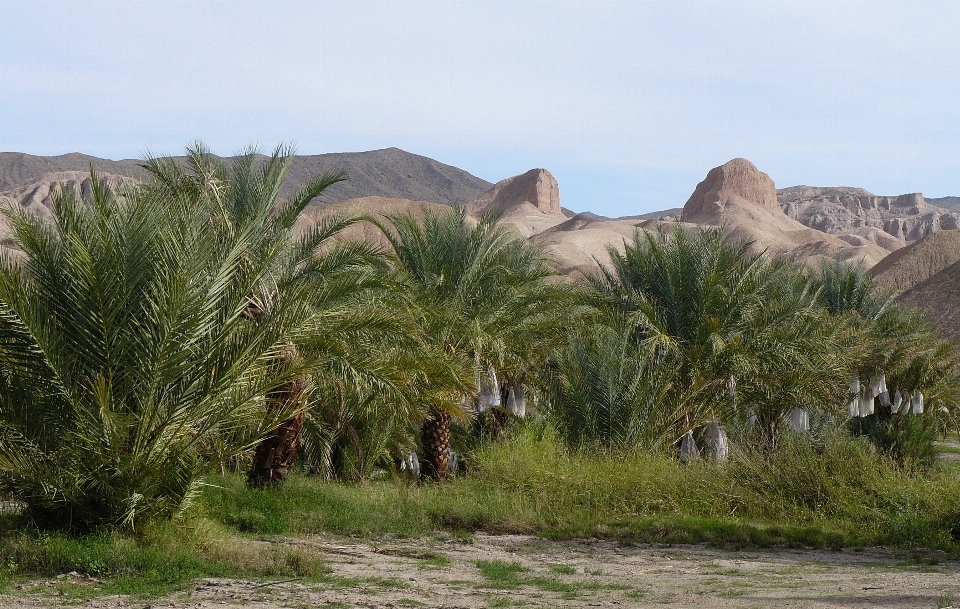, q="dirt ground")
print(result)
[3,534,959,608]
